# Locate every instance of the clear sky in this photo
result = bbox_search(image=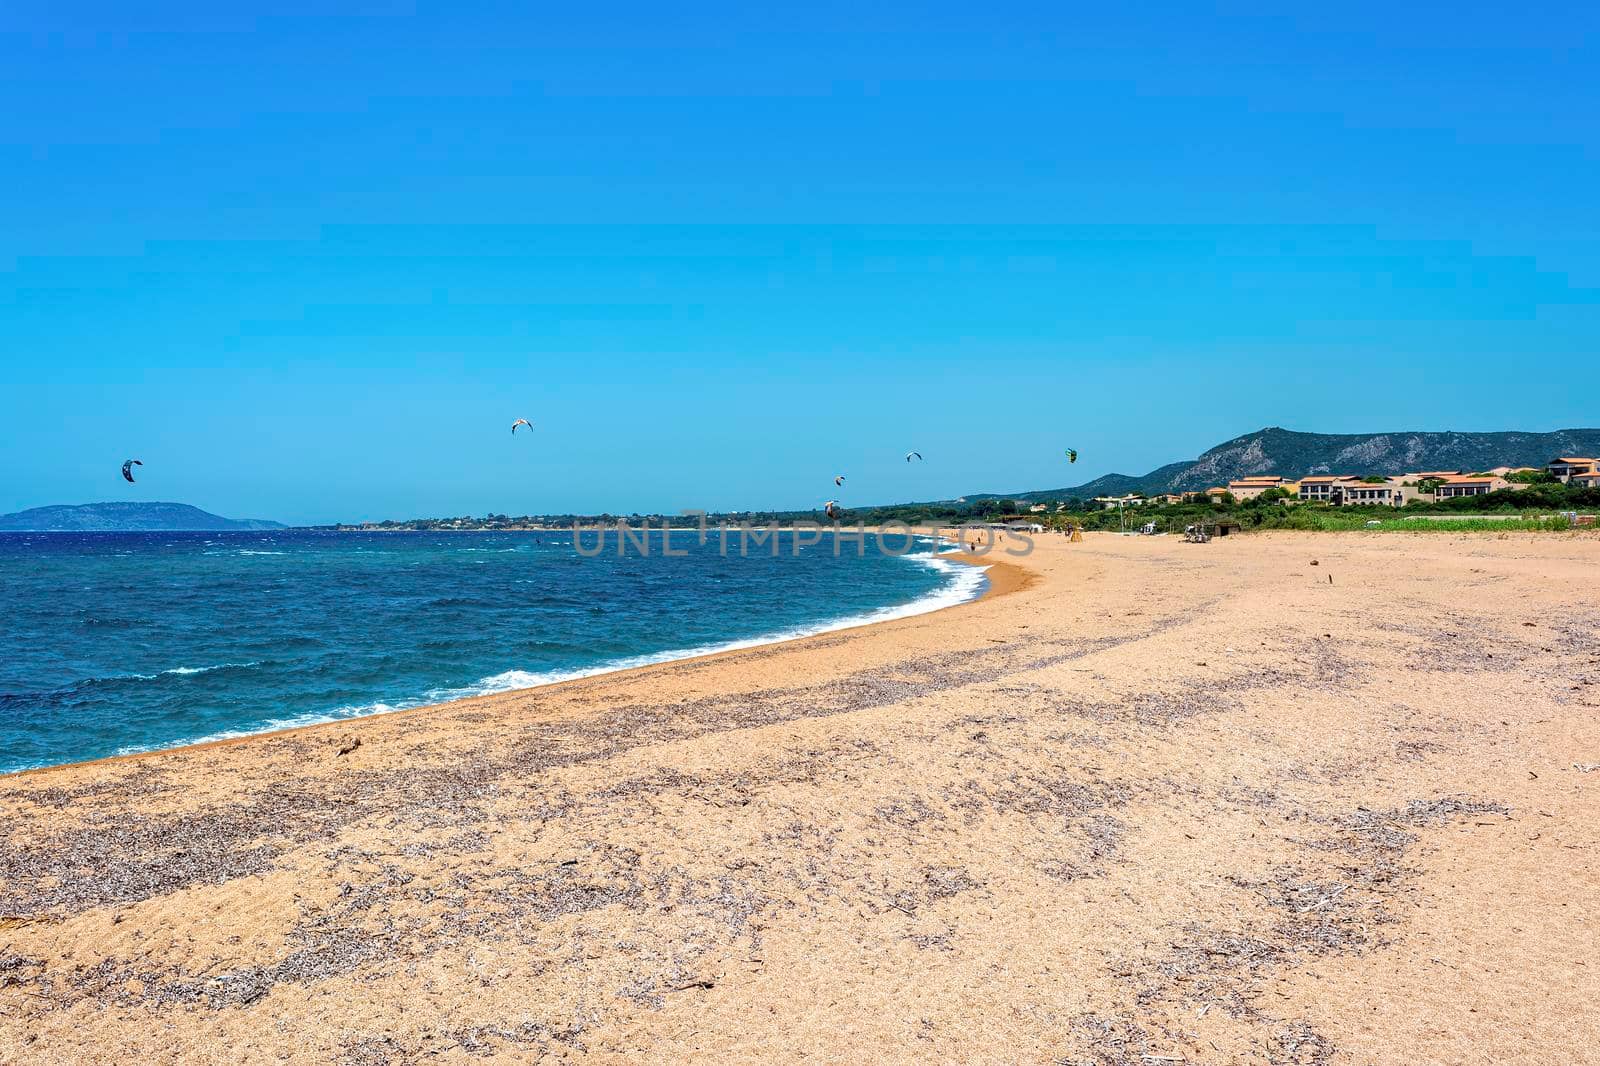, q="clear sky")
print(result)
[3,2,1597,525]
